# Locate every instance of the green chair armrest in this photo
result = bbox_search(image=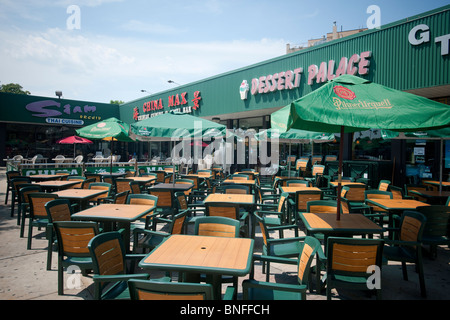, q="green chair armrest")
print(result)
[93,273,149,283]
